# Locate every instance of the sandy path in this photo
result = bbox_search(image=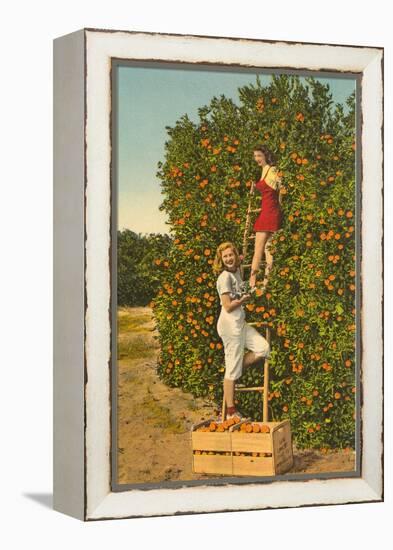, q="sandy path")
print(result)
[117,306,219,483]
[117,307,355,484]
